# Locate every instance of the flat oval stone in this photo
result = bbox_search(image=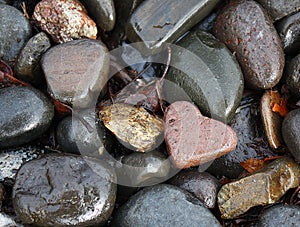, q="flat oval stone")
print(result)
[214,0,284,90]
[276,11,300,56]
[13,154,116,226]
[126,0,220,54]
[218,157,300,219]
[0,86,54,148]
[41,39,109,107]
[282,108,300,162]
[111,184,221,227]
[284,54,300,97]
[81,0,116,32]
[0,4,32,63]
[258,205,300,226]
[207,95,276,179]
[15,32,51,85]
[256,0,300,21]
[164,101,237,169]
[168,170,220,208]
[260,90,284,149]
[166,29,244,122]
